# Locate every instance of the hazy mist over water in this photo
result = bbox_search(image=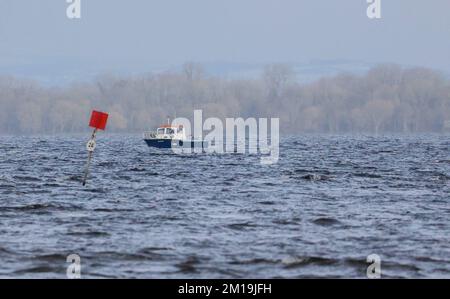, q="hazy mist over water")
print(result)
[0,0,450,84]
